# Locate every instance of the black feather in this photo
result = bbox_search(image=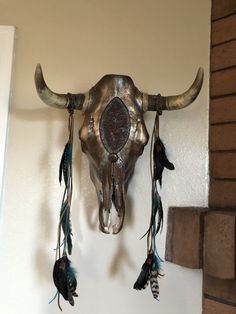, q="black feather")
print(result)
[153,138,174,185]
[133,254,153,290]
[53,255,77,306]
